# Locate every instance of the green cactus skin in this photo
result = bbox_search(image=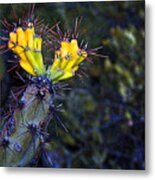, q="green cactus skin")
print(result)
[0,84,52,167]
